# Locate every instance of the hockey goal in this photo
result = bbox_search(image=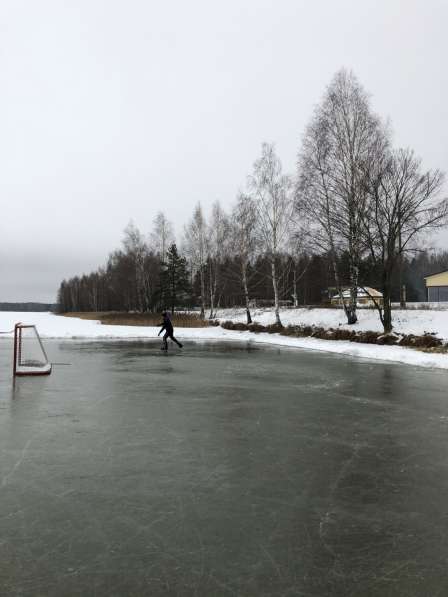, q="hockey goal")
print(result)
[13,323,52,376]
